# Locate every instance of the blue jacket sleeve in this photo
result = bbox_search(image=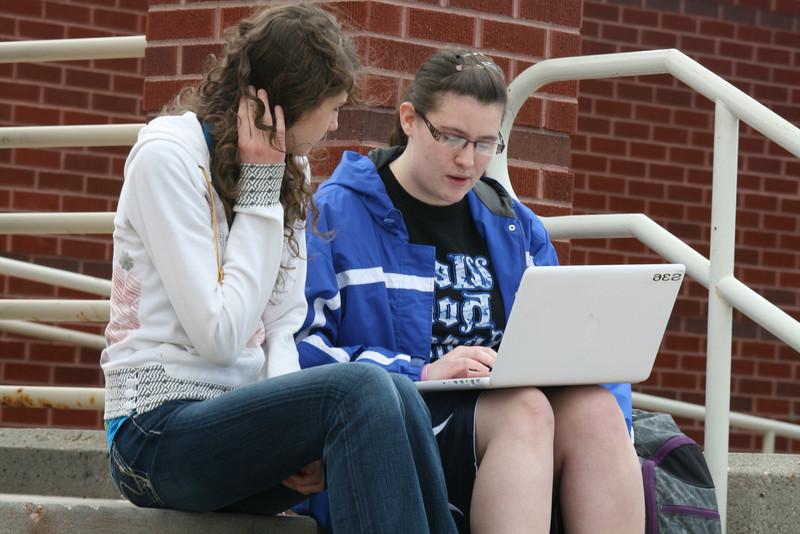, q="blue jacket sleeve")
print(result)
[296,204,426,381]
